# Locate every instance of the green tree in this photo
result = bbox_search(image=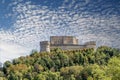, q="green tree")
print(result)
[107,57,120,80]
